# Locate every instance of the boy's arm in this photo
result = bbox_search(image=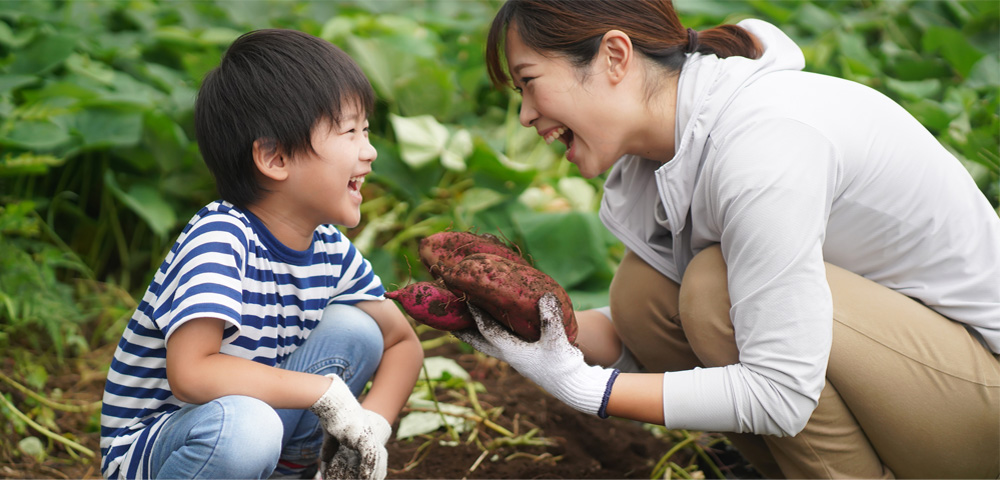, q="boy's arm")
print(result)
[166,318,332,408]
[355,299,424,424]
